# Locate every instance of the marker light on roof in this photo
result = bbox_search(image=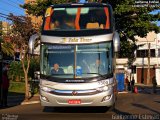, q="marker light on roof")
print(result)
[79,0,88,3]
